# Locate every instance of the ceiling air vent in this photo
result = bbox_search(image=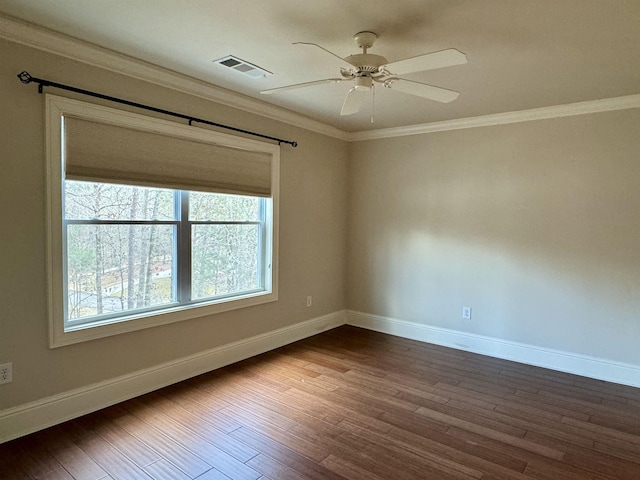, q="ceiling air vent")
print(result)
[214,55,272,79]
